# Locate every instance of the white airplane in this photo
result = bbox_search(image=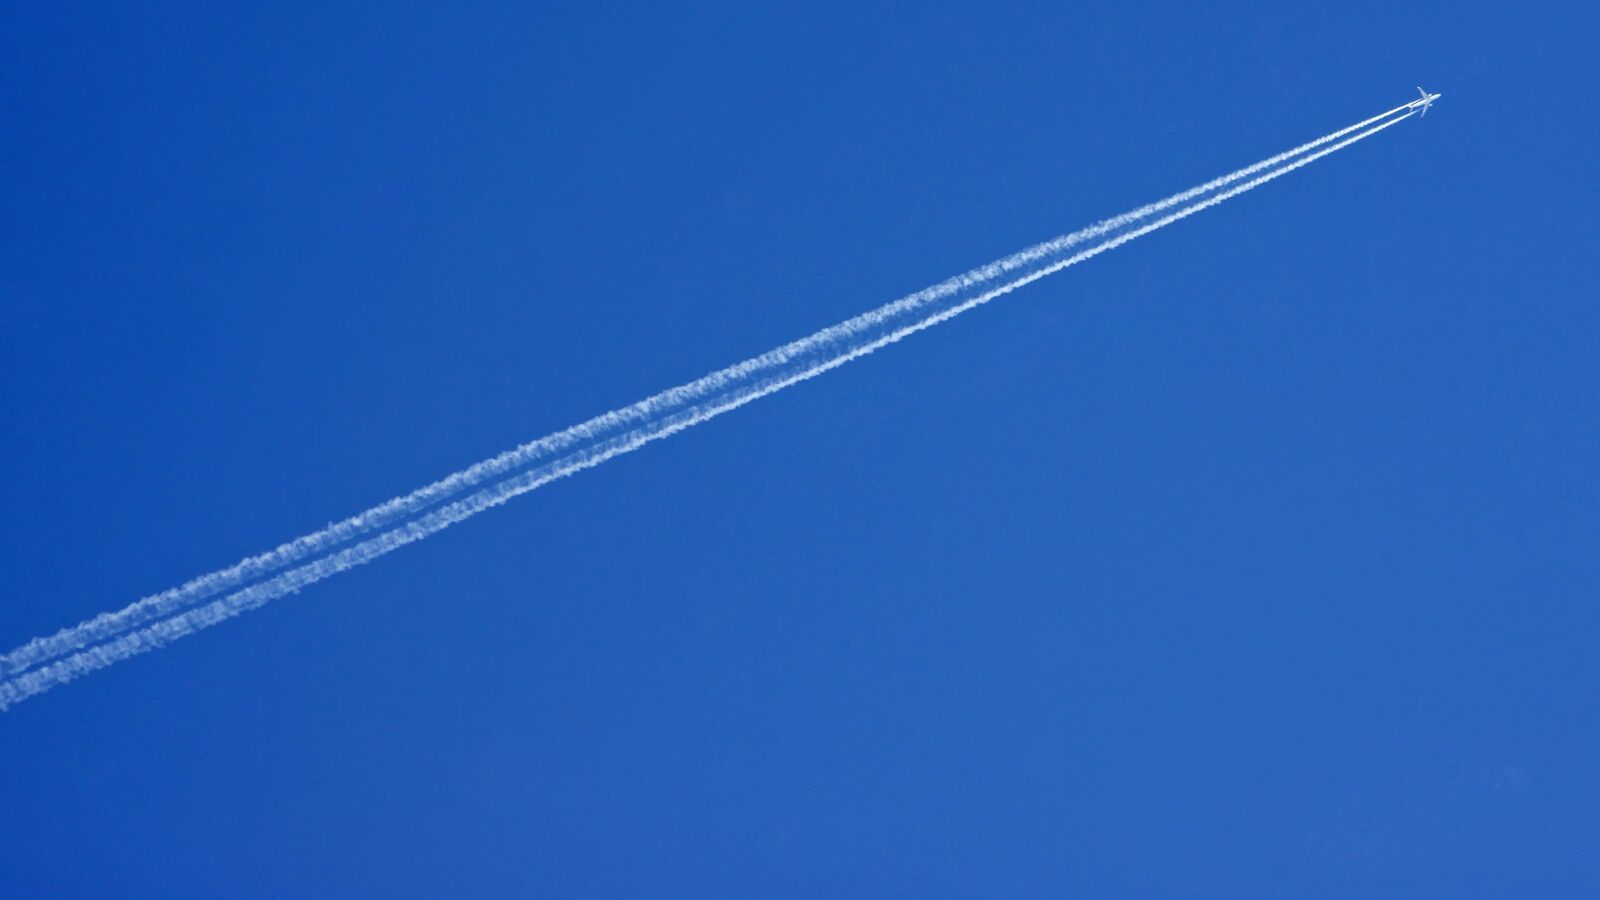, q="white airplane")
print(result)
[1409,86,1442,118]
